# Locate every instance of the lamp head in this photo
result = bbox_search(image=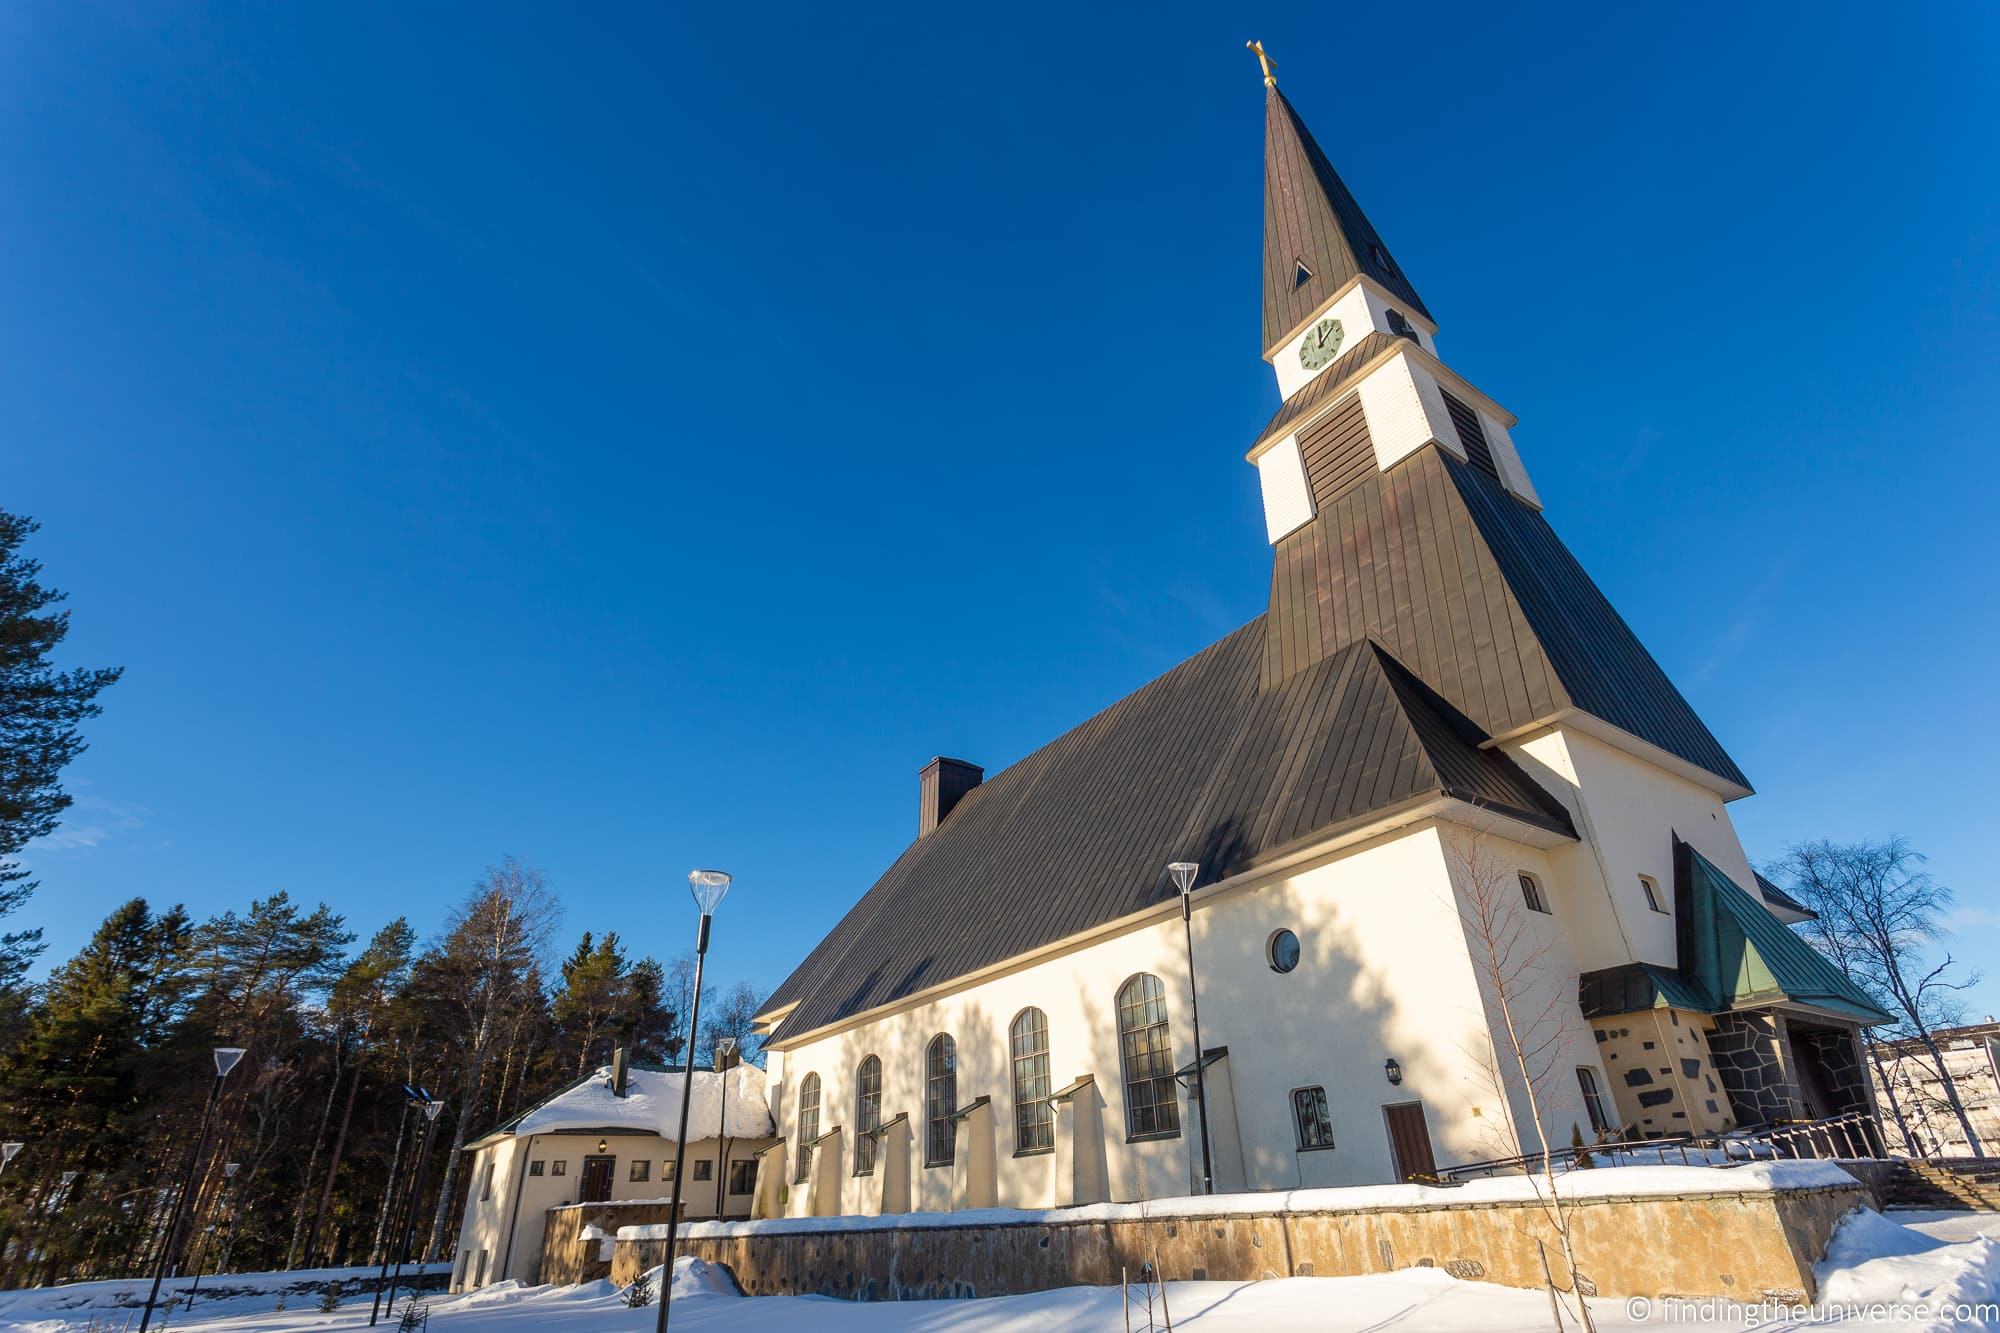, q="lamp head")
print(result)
[1384,1057,1403,1086]
[1167,862,1200,897]
[0,1142,21,1165]
[688,869,732,916]
[223,1162,240,1179]
[423,1100,445,1122]
[213,1047,247,1078]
